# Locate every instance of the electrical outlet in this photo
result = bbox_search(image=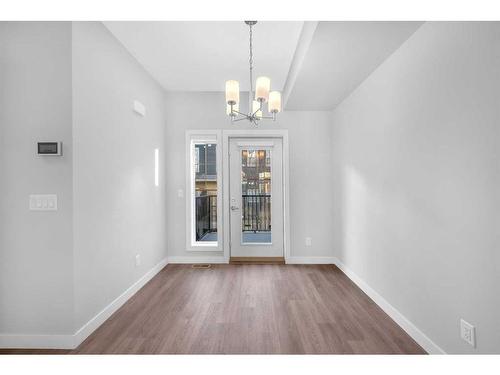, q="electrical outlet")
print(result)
[460,319,476,347]
[305,237,312,246]
[177,189,184,198]
[135,254,141,267]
